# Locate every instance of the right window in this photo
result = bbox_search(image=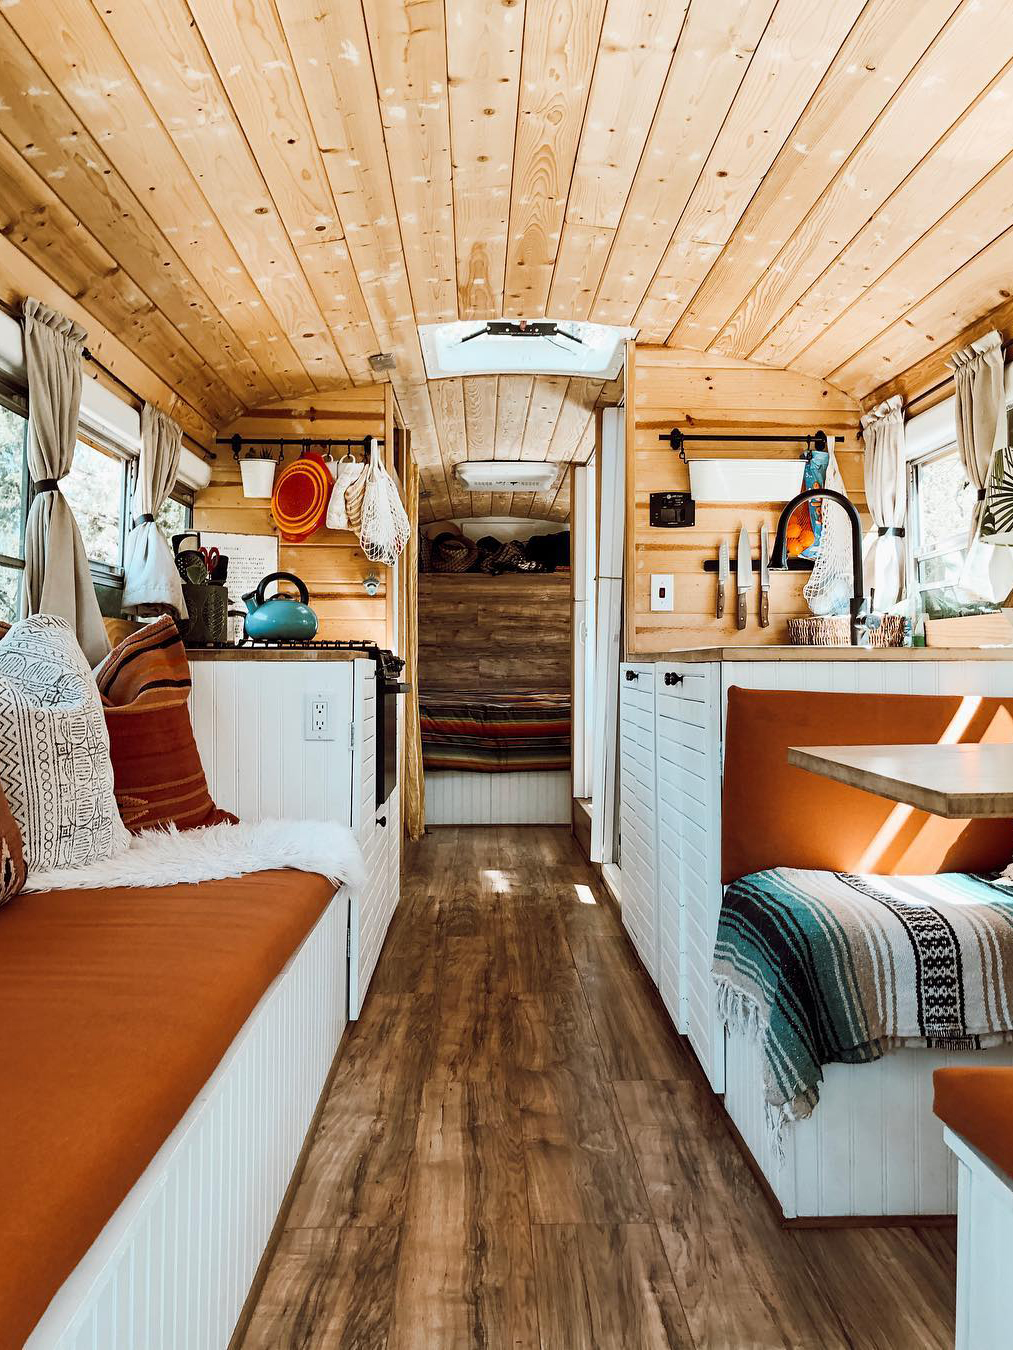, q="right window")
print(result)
[907,444,976,593]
